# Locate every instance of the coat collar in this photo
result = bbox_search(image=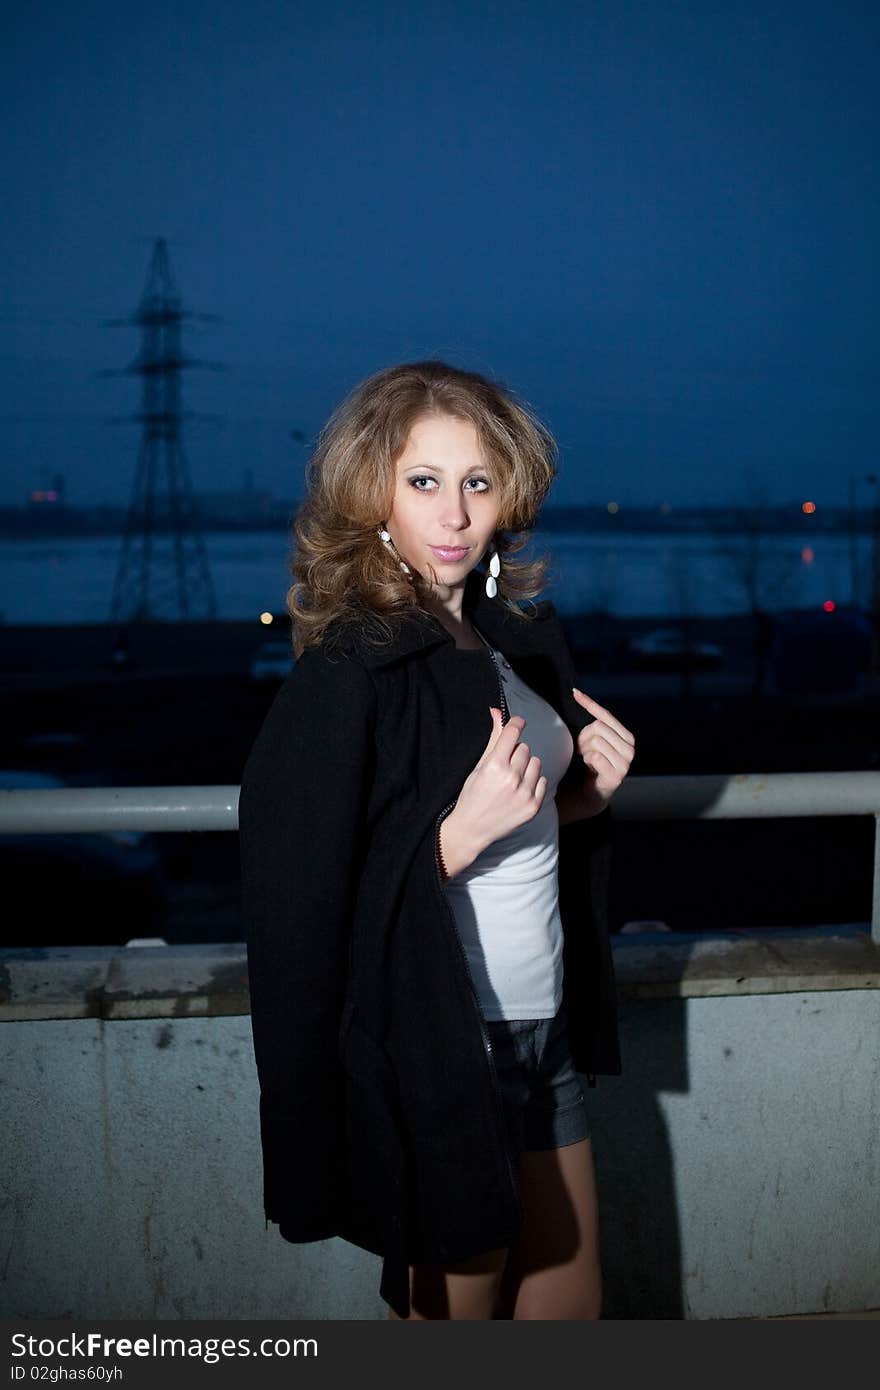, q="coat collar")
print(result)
[330,565,557,670]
